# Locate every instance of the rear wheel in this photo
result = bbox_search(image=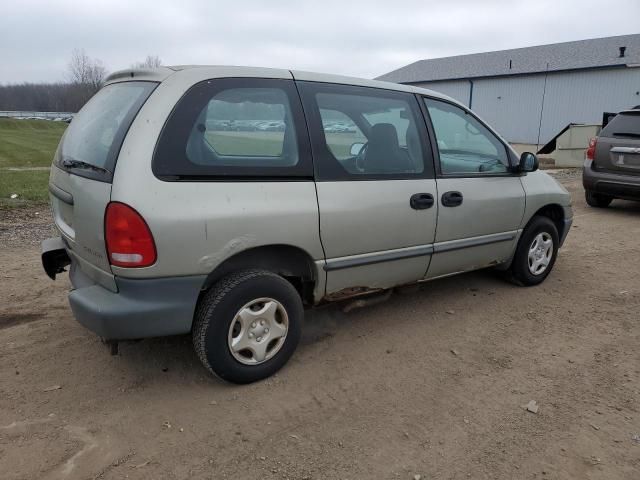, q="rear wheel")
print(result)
[510,216,559,286]
[193,270,303,384]
[585,190,613,208]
